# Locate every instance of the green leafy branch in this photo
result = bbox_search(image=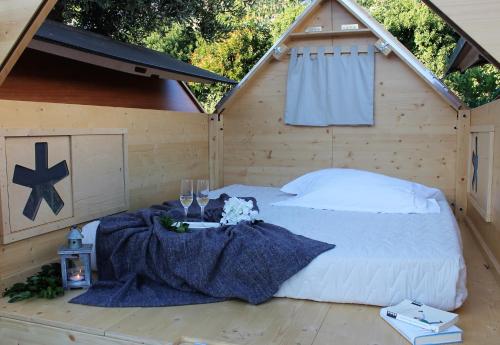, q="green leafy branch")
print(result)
[2,263,64,303]
[159,216,190,233]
